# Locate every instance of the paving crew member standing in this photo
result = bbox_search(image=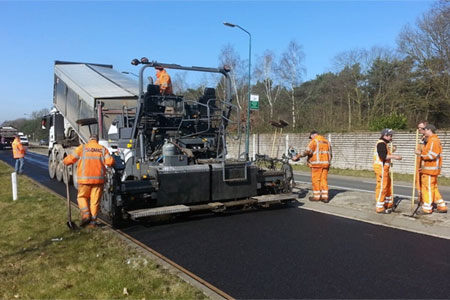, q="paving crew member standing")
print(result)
[373,129,402,214]
[292,131,332,202]
[63,134,115,228]
[12,135,25,174]
[155,67,173,95]
[415,121,428,201]
[414,124,447,214]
